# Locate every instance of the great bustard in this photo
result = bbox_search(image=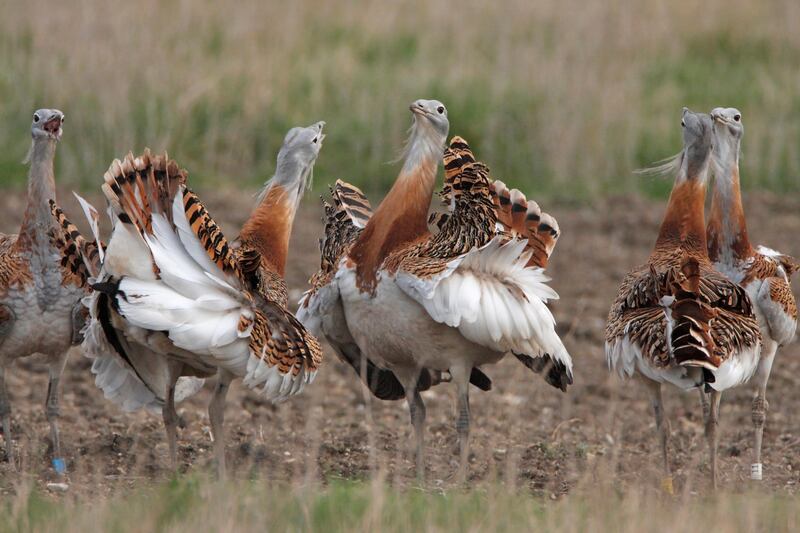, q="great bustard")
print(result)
[706,107,797,481]
[76,123,326,477]
[606,108,762,491]
[299,100,572,481]
[0,109,87,472]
